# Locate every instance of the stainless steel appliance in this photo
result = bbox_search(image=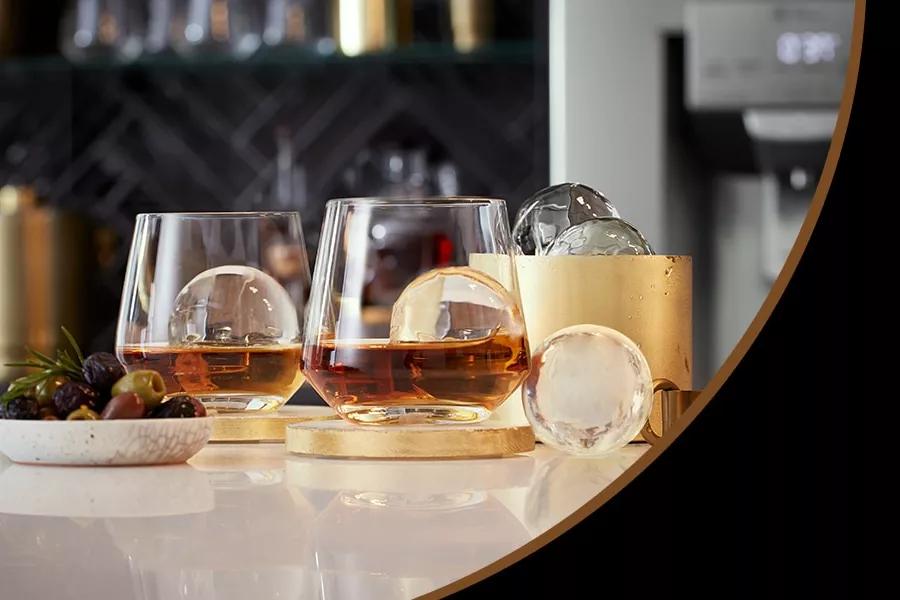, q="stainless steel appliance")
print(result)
[670,0,852,379]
